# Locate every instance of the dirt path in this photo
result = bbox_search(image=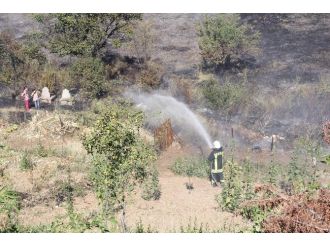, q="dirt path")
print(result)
[125,145,251,232]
